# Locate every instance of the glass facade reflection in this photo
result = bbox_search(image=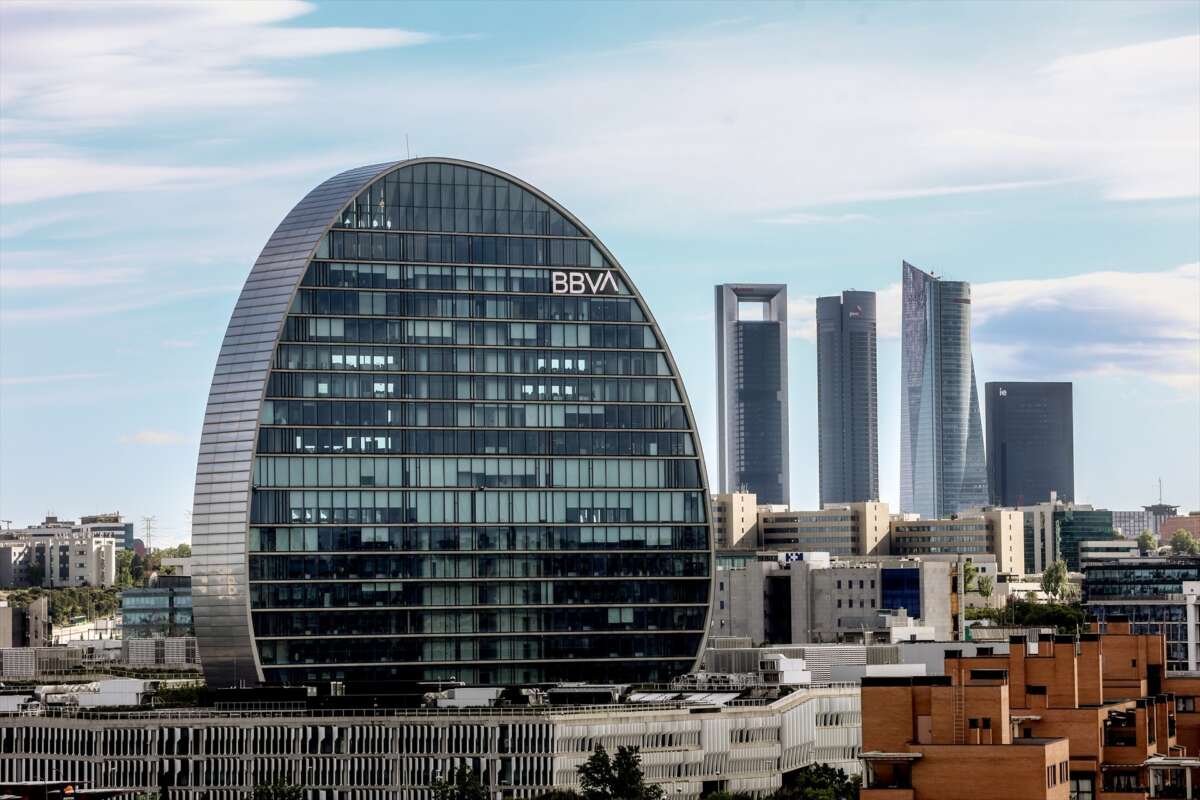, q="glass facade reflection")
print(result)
[899,262,988,519]
[985,381,1074,507]
[193,159,713,688]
